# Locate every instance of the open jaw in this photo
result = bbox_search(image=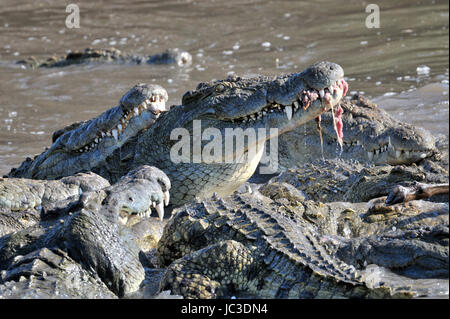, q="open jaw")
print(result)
[106,166,172,224]
[72,84,168,154]
[118,192,170,225]
[186,61,350,163]
[112,165,171,225]
[225,78,348,143]
[228,78,348,124]
[15,84,169,180]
